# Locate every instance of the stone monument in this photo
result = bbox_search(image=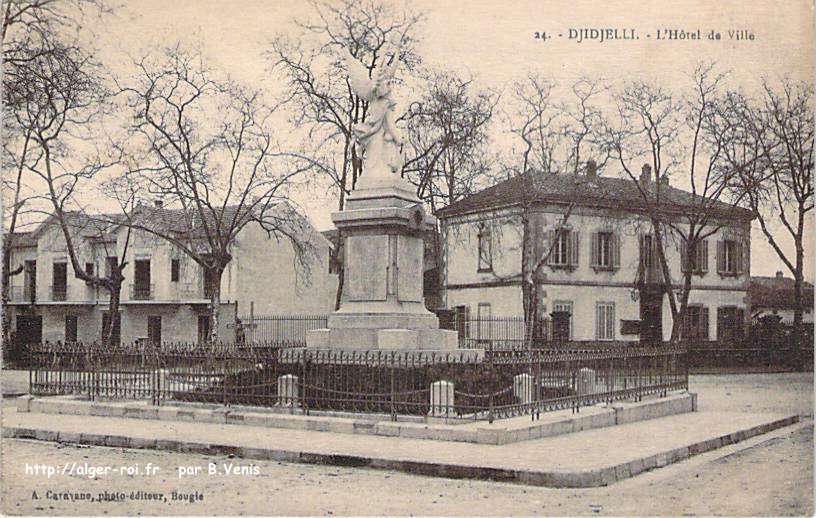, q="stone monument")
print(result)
[305,43,460,353]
